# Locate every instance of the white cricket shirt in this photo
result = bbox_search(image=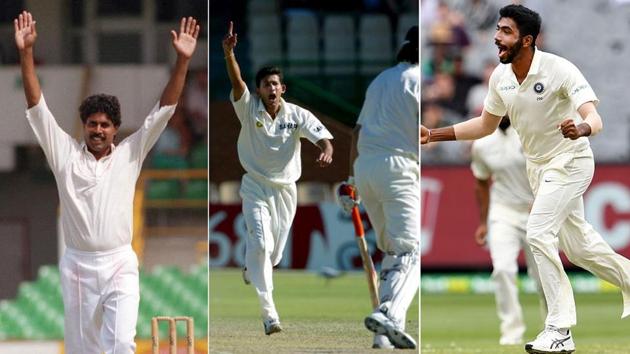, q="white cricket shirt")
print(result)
[471,126,533,210]
[230,87,333,185]
[357,62,419,161]
[484,49,598,163]
[27,95,176,252]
